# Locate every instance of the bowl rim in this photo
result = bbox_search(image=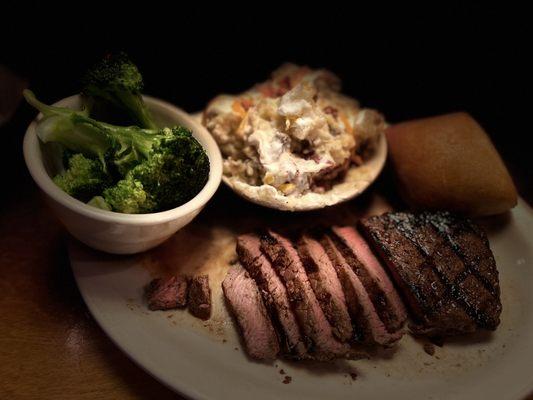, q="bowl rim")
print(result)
[23,94,223,225]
